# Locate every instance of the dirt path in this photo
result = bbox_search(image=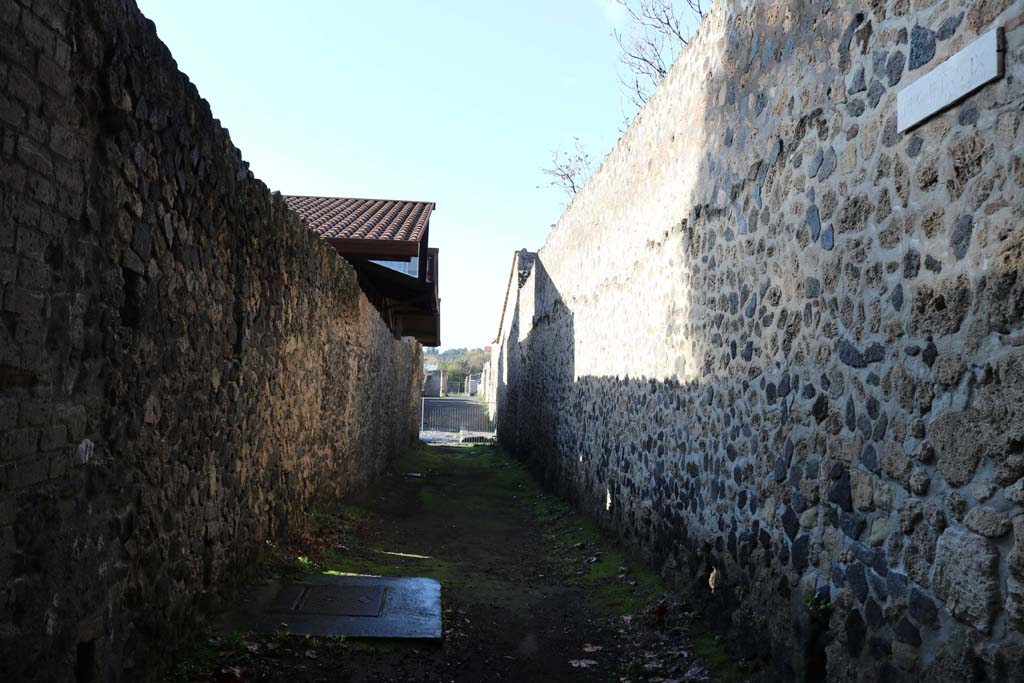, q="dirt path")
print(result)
[170,443,753,682]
